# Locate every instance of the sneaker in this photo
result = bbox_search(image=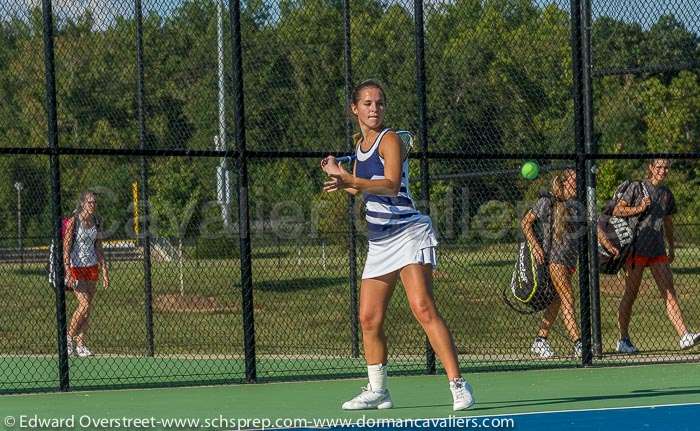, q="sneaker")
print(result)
[616,337,639,354]
[66,337,74,356]
[679,332,700,350]
[573,340,582,358]
[75,344,93,358]
[341,385,392,410]
[449,378,474,411]
[531,337,555,358]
